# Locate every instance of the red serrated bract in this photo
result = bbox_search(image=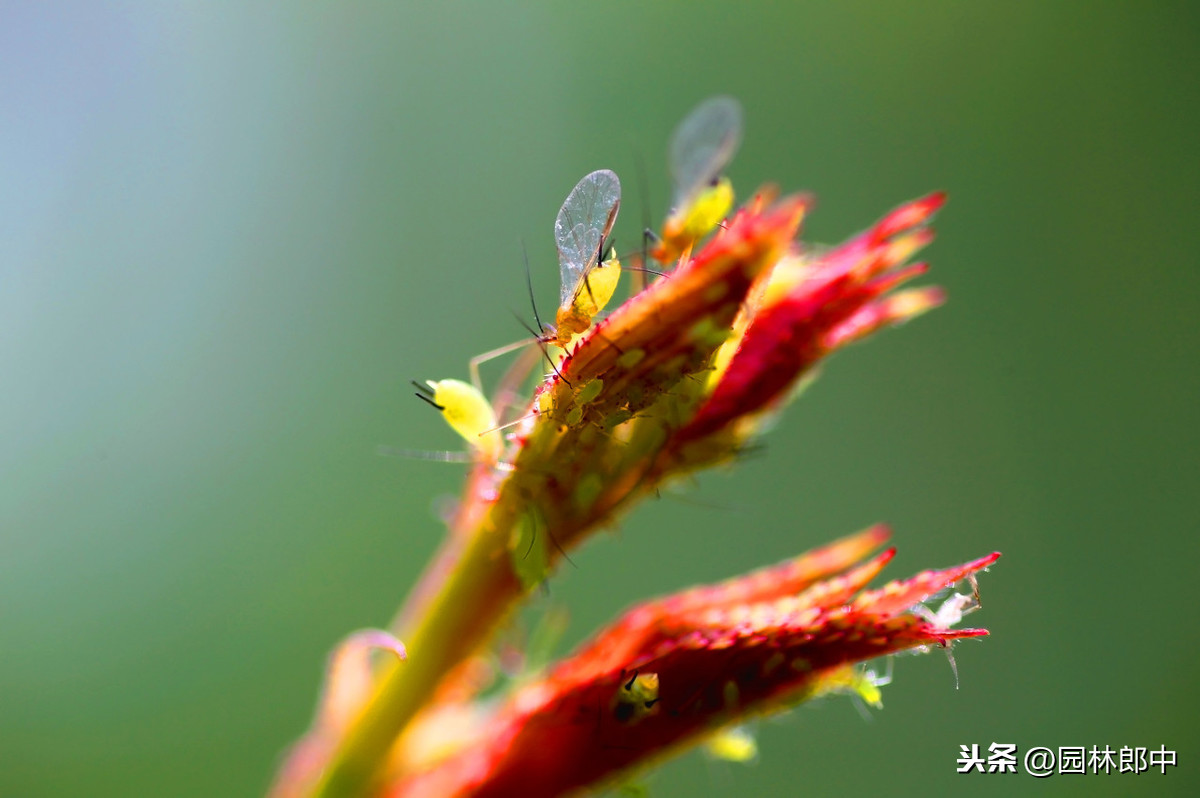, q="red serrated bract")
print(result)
[386,530,999,798]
